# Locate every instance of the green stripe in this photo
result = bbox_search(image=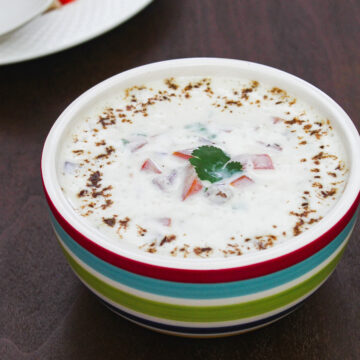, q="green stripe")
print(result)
[61,243,344,322]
